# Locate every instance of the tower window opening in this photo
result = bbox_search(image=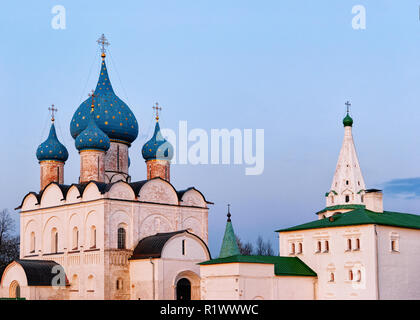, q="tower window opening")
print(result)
[349,270,354,281]
[324,240,329,253]
[118,228,126,249]
[346,180,349,185]
[182,239,185,255]
[345,195,350,203]
[347,238,352,251]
